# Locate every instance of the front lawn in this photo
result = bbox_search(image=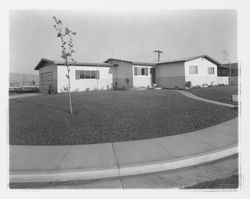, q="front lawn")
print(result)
[9,90,238,145]
[188,85,238,105]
